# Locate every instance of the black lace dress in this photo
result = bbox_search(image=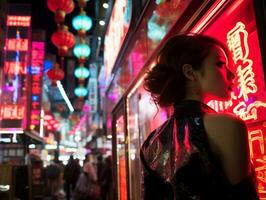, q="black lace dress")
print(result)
[140,100,259,200]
